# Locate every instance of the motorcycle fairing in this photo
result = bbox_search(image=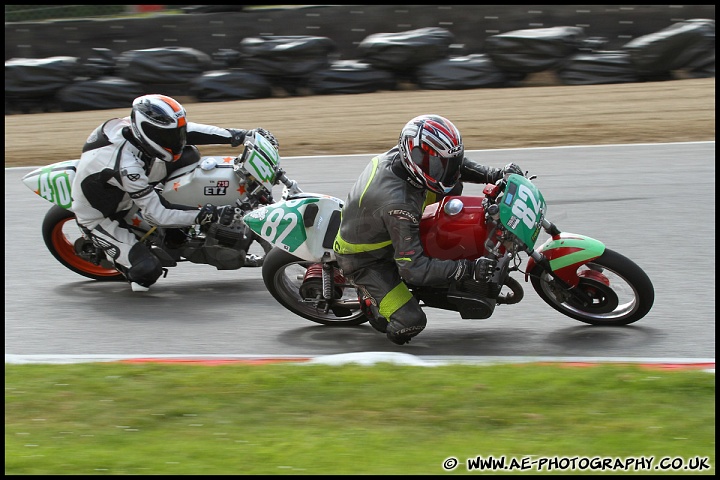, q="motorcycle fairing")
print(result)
[21,160,79,209]
[161,156,242,207]
[238,132,281,190]
[160,132,280,208]
[244,194,343,261]
[525,233,606,286]
[498,174,547,249]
